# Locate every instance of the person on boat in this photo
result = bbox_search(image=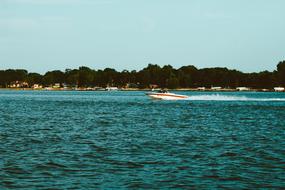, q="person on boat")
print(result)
[159,89,168,93]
